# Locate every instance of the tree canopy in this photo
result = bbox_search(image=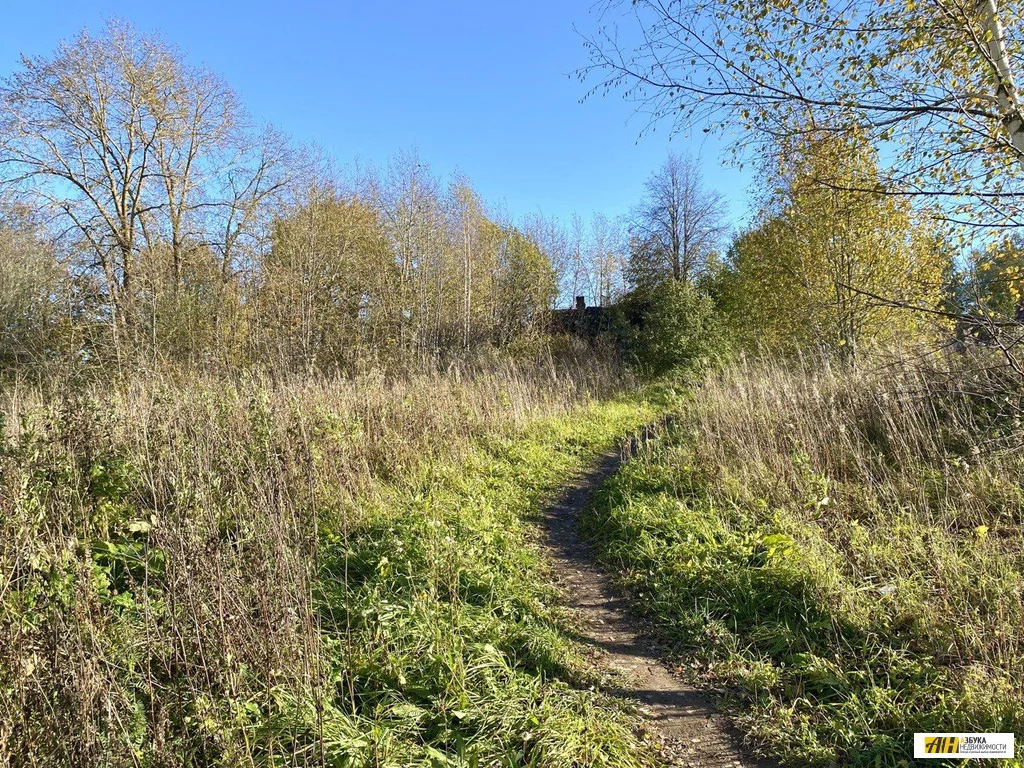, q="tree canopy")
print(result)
[583,0,1024,229]
[719,133,951,357]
